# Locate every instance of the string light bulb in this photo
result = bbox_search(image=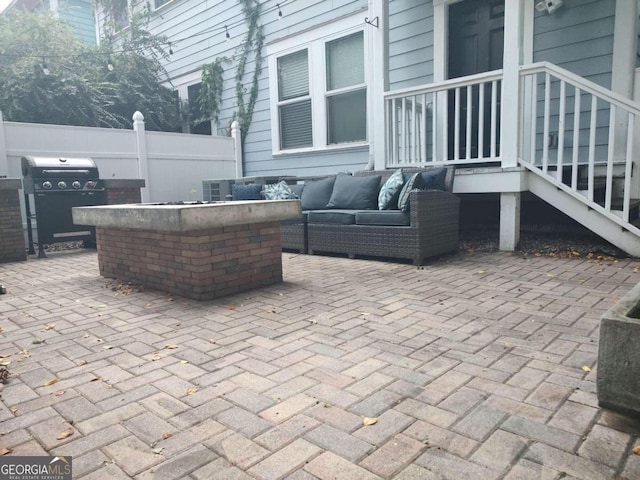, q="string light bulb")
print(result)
[168,42,174,56]
[107,56,114,71]
[225,25,230,41]
[277,3,283,19]
[41,59,50,75]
